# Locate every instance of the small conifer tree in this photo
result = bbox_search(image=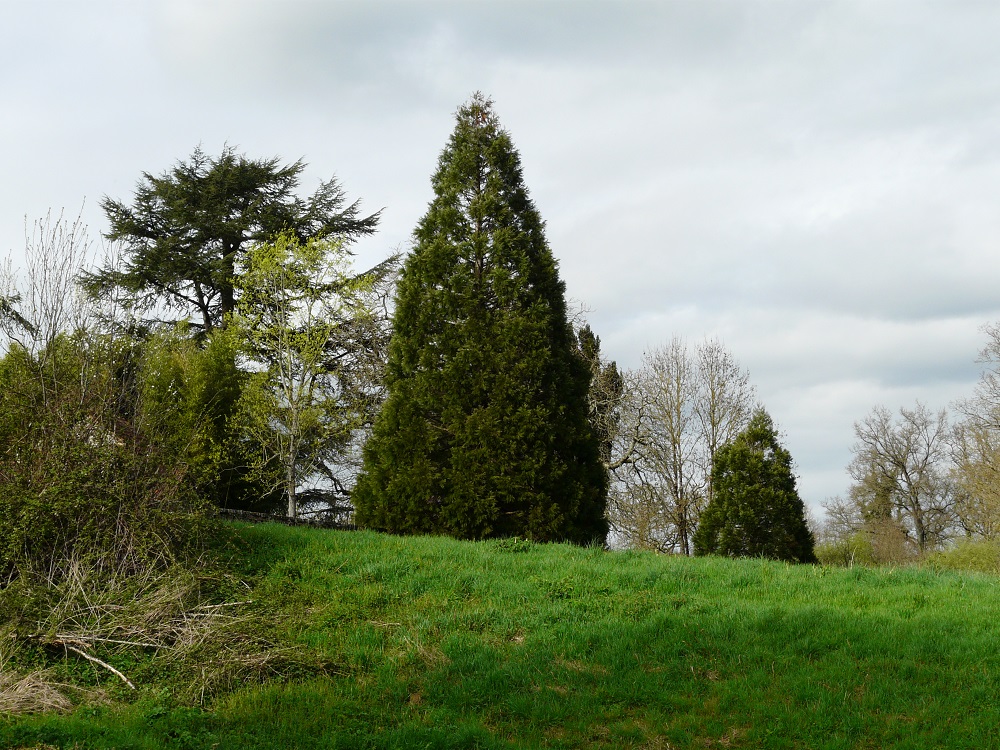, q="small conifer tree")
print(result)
[353,94,607,544]
[693,410,817,562]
